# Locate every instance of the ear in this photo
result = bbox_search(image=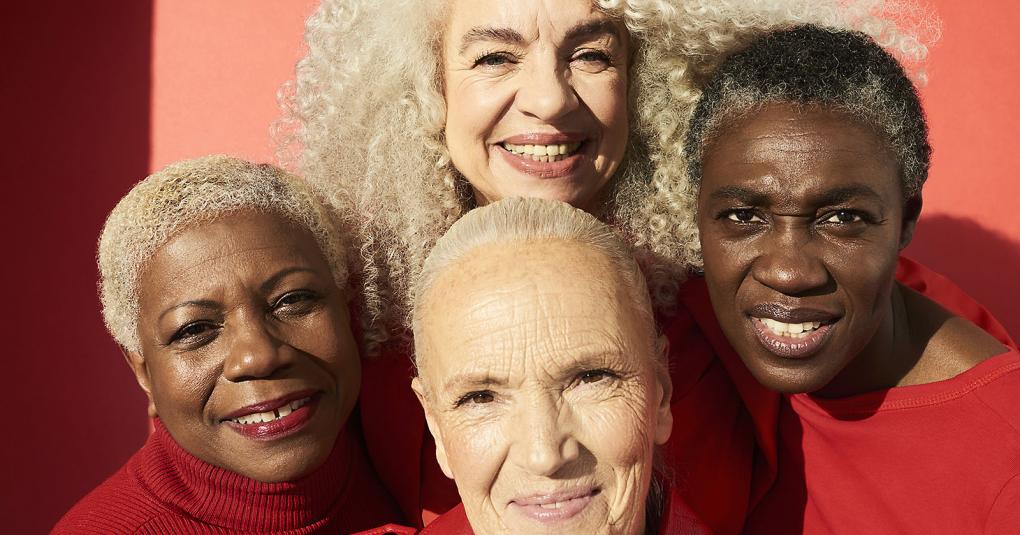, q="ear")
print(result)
[411,376,454,480]
[652,335,674,446]
[121,347,158,418]
[899,195,922,251]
